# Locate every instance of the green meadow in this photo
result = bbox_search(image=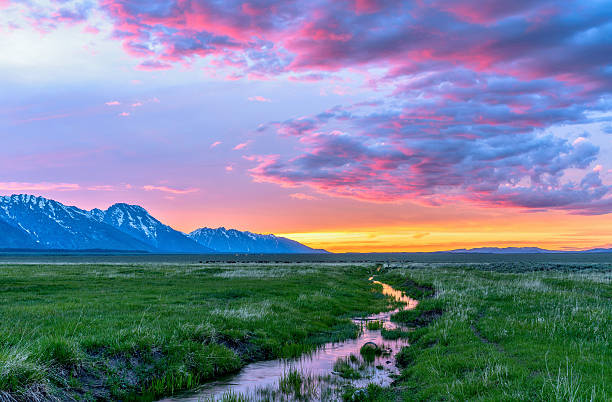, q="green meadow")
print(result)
[376,264,611,402]
[0,261,610,401]
[0,263,392,401]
